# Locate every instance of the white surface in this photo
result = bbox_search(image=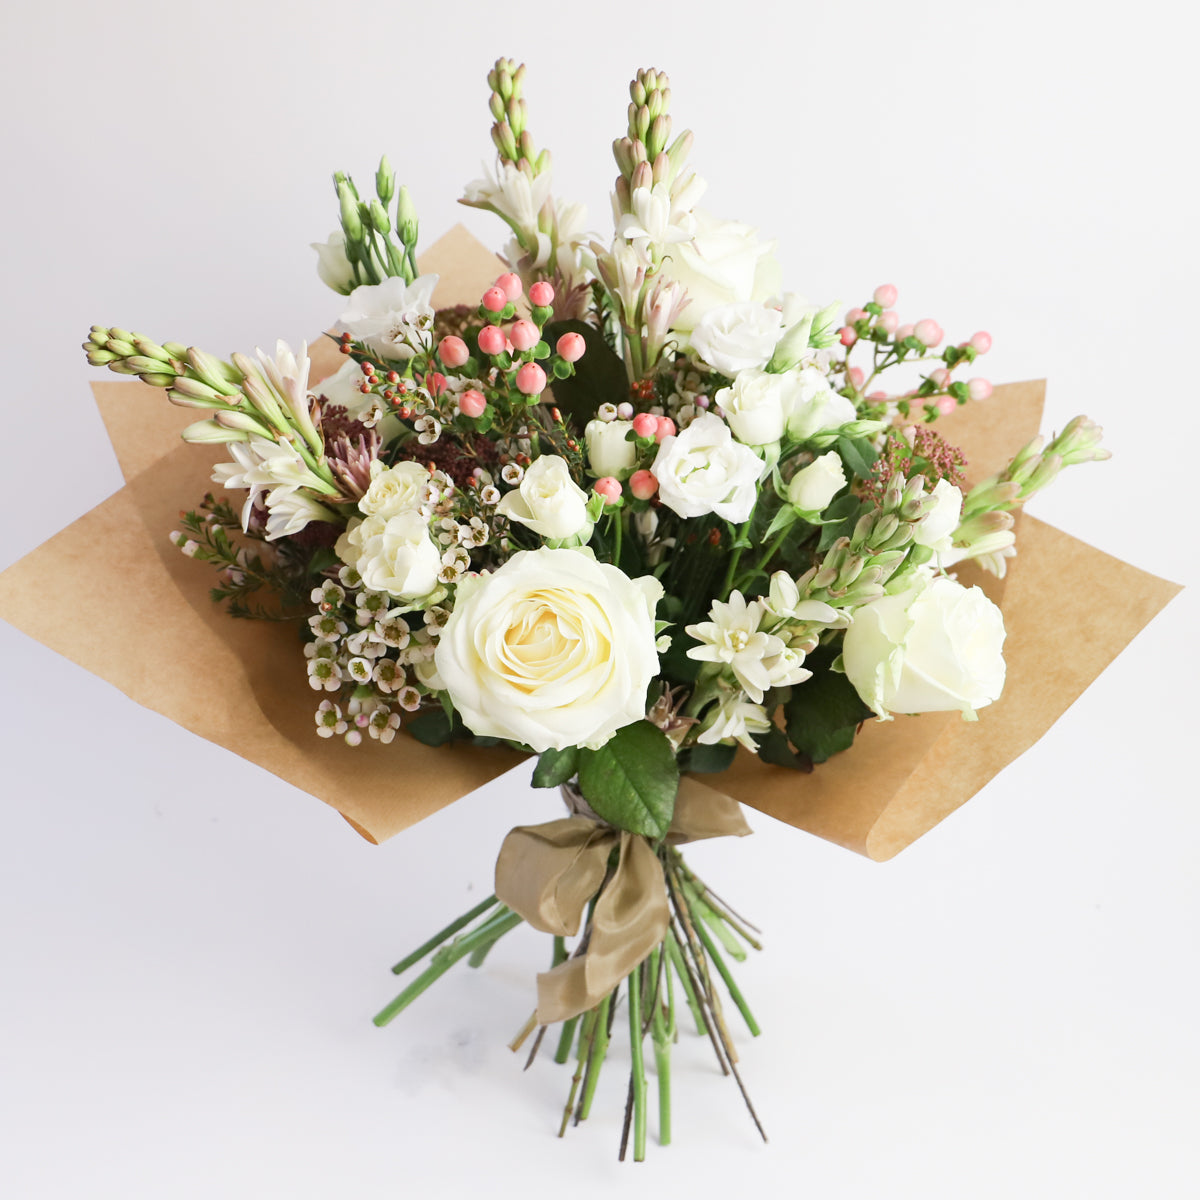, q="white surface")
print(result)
[2,2,1198,1196]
